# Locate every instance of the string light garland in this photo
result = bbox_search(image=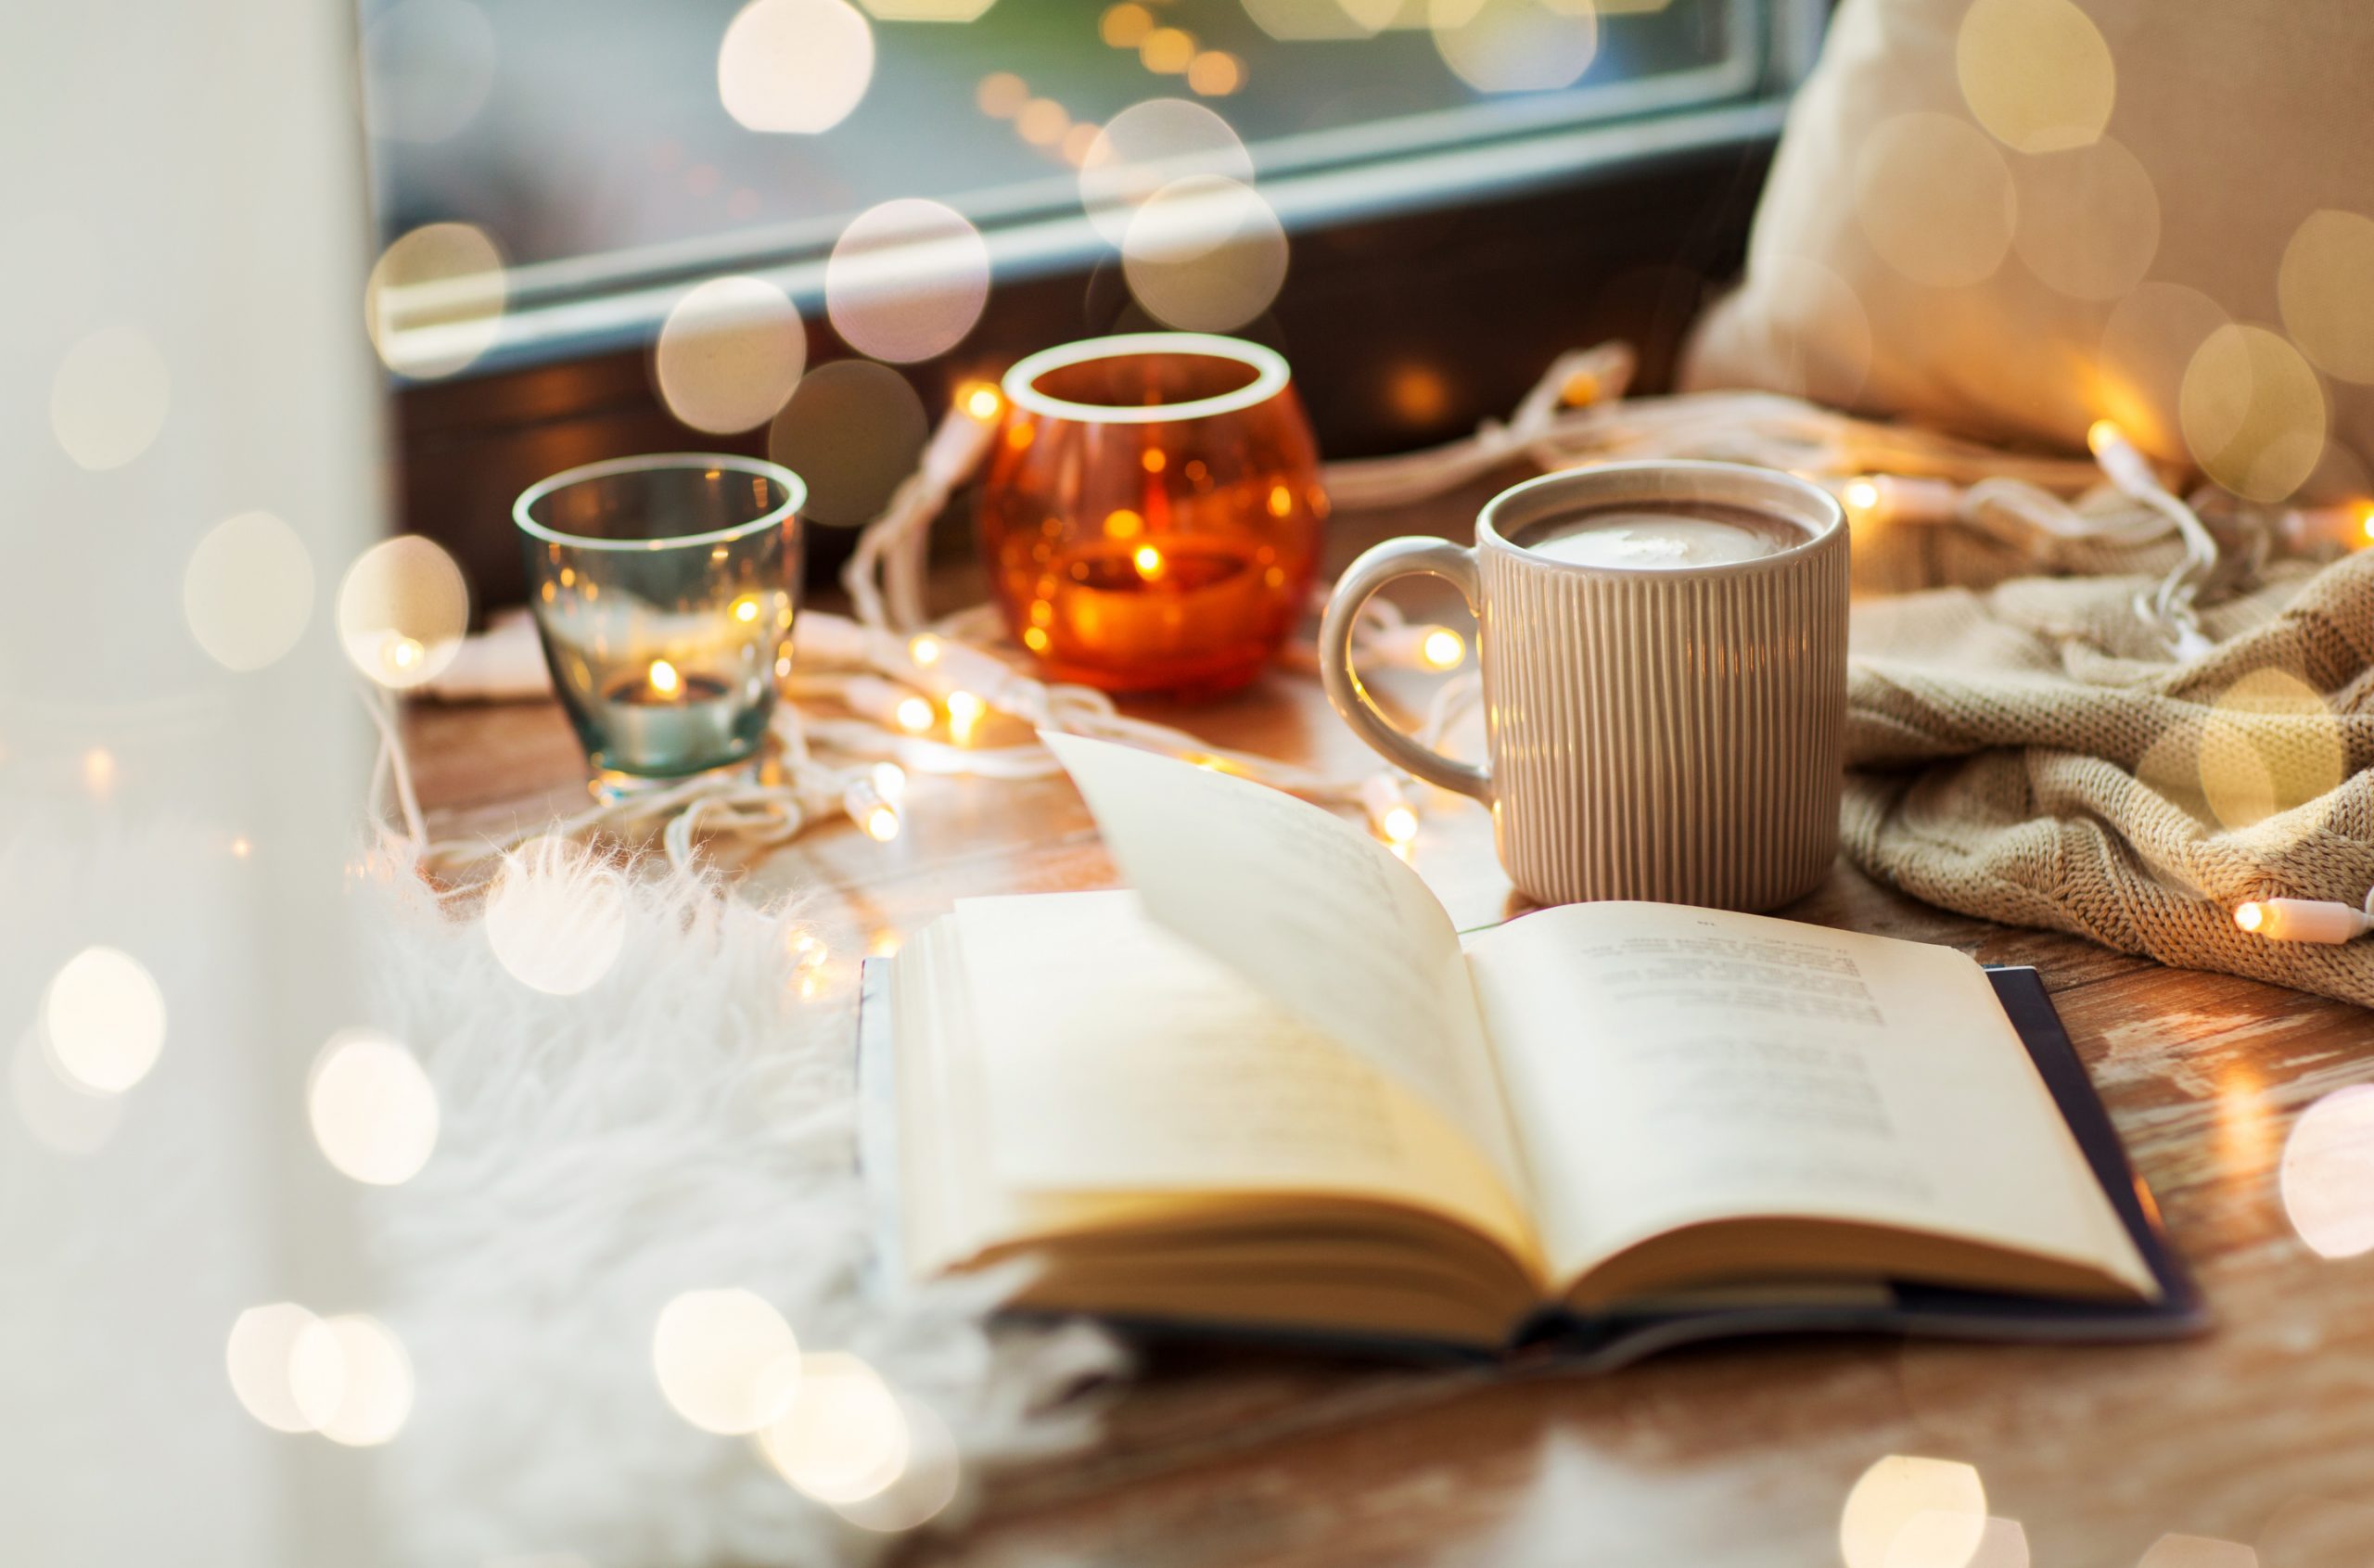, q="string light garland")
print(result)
[389,339,2368,882]
[2235,892,2374,945]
